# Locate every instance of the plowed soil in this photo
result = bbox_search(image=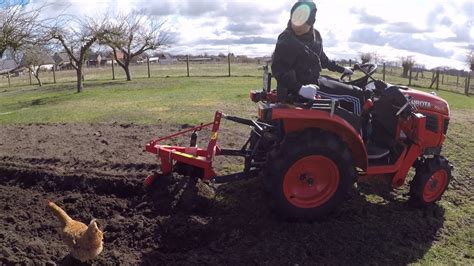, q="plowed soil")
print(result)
[0,123,455,265]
